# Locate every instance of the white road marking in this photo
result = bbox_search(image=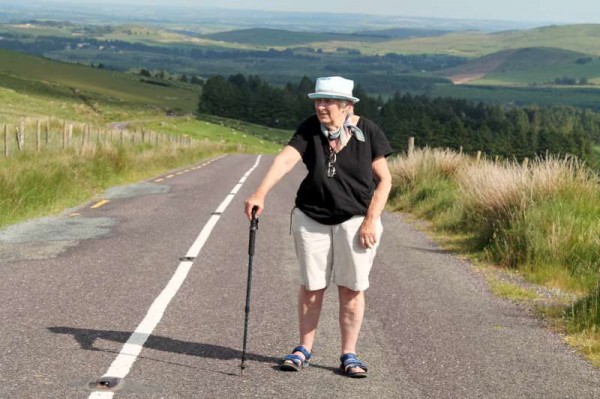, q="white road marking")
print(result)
[88,156,262,398]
